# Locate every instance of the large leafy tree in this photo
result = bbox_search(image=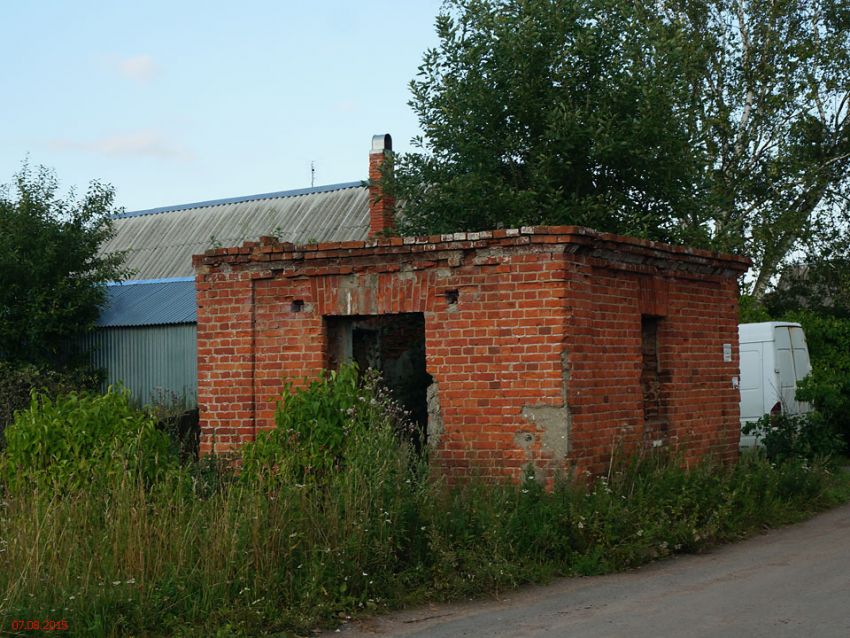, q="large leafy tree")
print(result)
[390,0,850,297]
[668,0,850,297]
[0,165,126,369]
